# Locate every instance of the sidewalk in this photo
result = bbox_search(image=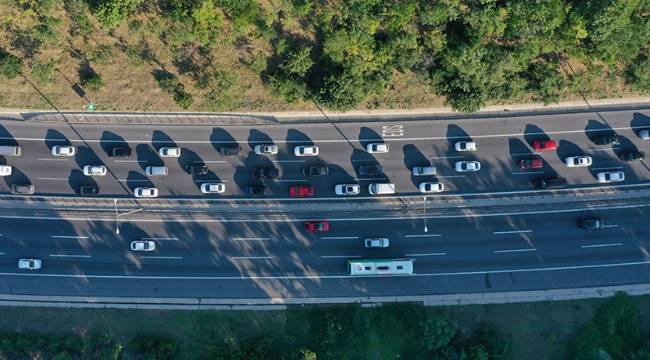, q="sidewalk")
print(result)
[1,96,649,125]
